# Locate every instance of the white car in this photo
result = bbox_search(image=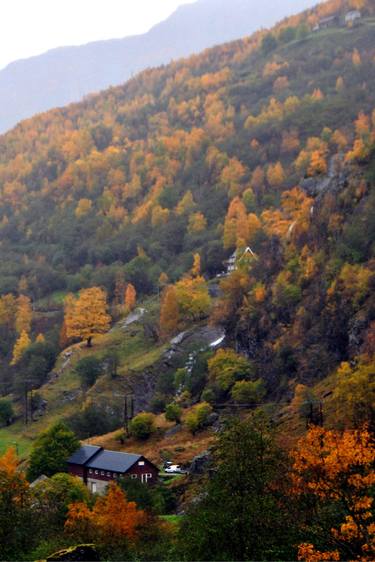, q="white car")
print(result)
[164,464,186,474]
